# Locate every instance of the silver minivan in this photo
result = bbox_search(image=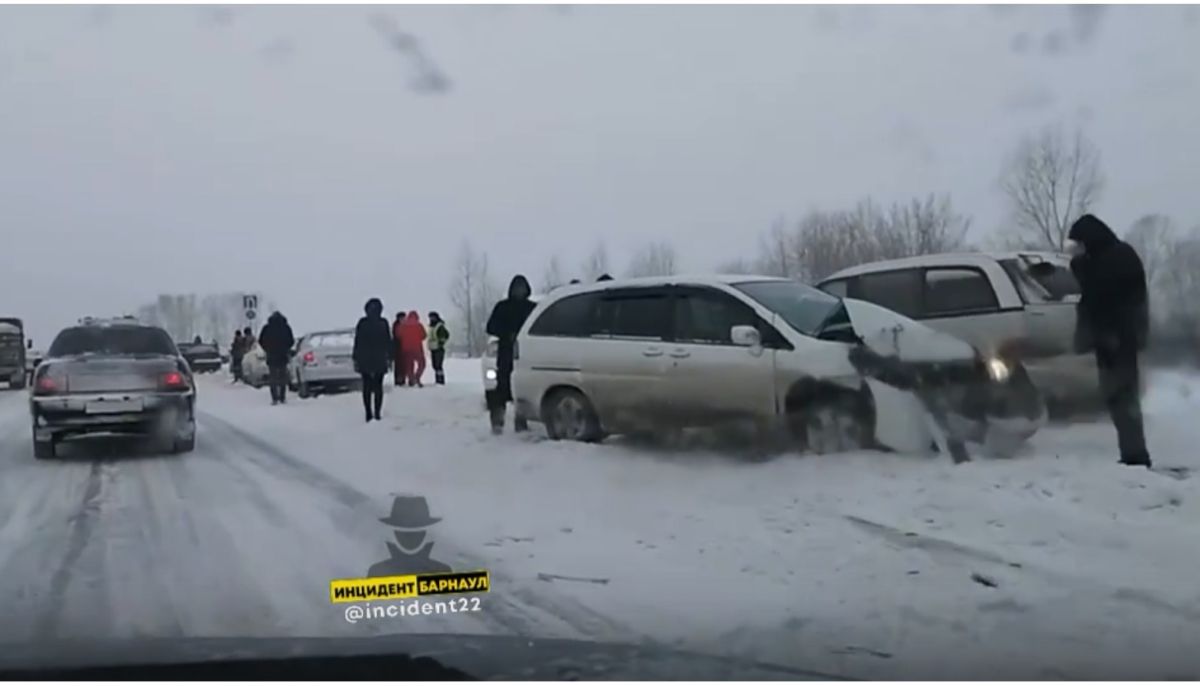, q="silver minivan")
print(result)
[511,275,1045,456]
[816,252,1099,415]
